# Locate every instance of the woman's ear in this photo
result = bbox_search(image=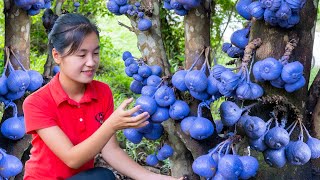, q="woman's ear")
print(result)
[52,48,61,64]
